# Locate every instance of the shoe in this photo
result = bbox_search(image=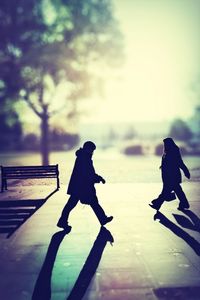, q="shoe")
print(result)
[63,225,72,233]
[57,219,71,230]
[101,216,113,226]
[149,203,160,211]
[101,227,114,245]
[153,211,162,221]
